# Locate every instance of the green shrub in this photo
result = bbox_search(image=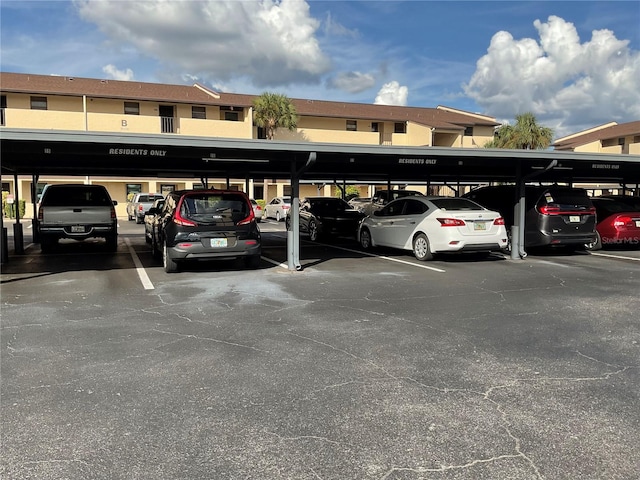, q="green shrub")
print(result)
[4,199,26,219]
